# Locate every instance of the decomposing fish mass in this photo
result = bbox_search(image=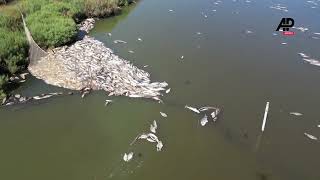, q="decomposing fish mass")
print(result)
[160,112,168,118]
[28,36,168,101]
